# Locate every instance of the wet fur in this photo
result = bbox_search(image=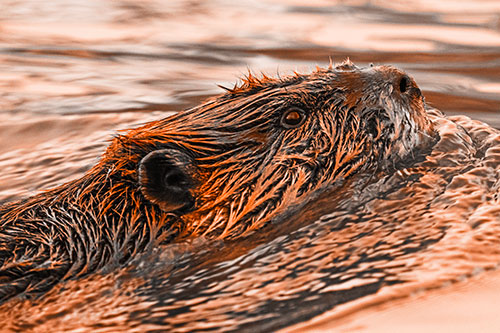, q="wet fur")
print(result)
[0,60,433,302]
